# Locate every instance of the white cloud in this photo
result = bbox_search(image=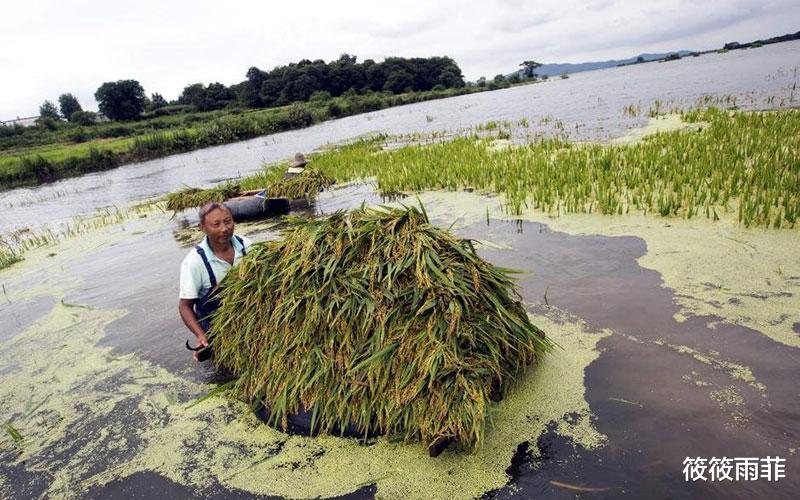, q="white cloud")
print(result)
[1,0,798,118]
